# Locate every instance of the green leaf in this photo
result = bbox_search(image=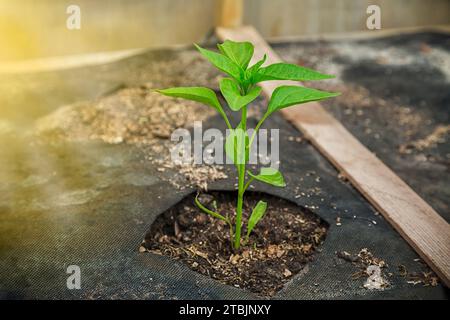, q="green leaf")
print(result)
[225,121,249,165]
[246,54,267,77]
[245,54,267,86]
[267,85,340,115]
[194,44,242,80]
[254,62,334,83]
[246,200,267,240]
[156,86,224,112]
[247,167,286,187]
[220,78,261,111]
[218,40,254,69]
[194,193,228,222]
